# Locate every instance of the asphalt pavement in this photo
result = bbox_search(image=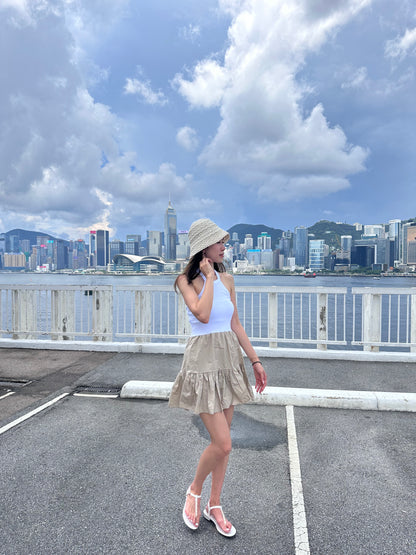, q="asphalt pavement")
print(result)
[0,348,415,554]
